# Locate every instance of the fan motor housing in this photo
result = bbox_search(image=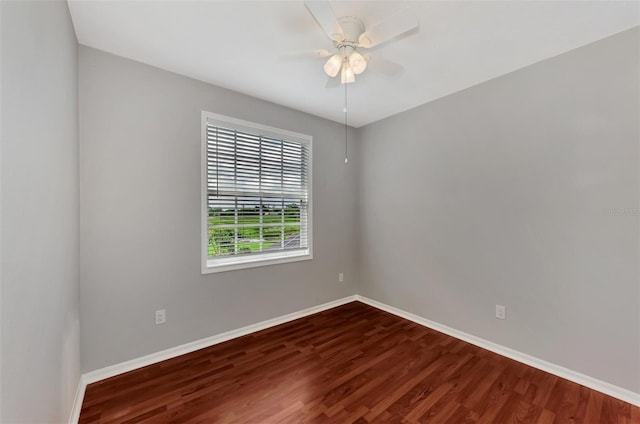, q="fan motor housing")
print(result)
[336,16,365,46]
